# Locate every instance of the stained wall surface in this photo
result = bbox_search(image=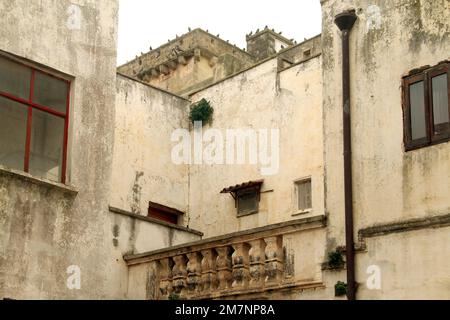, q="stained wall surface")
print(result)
[321,0,450,298]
